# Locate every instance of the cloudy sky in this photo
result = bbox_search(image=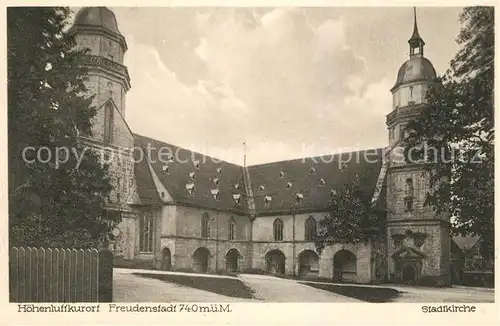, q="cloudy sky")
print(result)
[71,7,463,165]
